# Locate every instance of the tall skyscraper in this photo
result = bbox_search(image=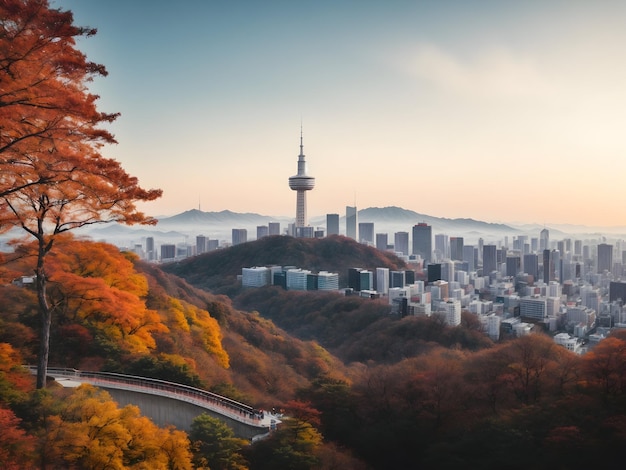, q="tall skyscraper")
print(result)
[412,223,432,263]
[376,233,388,251]
[346,206,357,240]
[450,237,464,261]
[359,222,374,244]
[232,228,247,246]
[326,214,339,236]
[288,128,315,228]
[483,244,497,275]
[540,228,550,251]
[196,235,207,254]
[394,232,409,256]
[256,225,269,240]
[598,243,613,273]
